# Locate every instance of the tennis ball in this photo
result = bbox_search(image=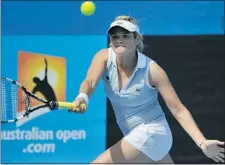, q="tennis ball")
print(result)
[80,1,96,16]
